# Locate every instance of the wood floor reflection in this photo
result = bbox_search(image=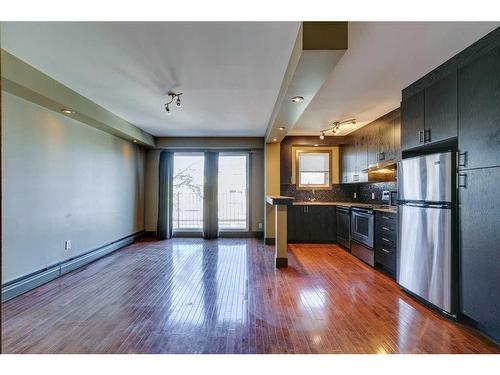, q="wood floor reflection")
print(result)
[2,238,498,353]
